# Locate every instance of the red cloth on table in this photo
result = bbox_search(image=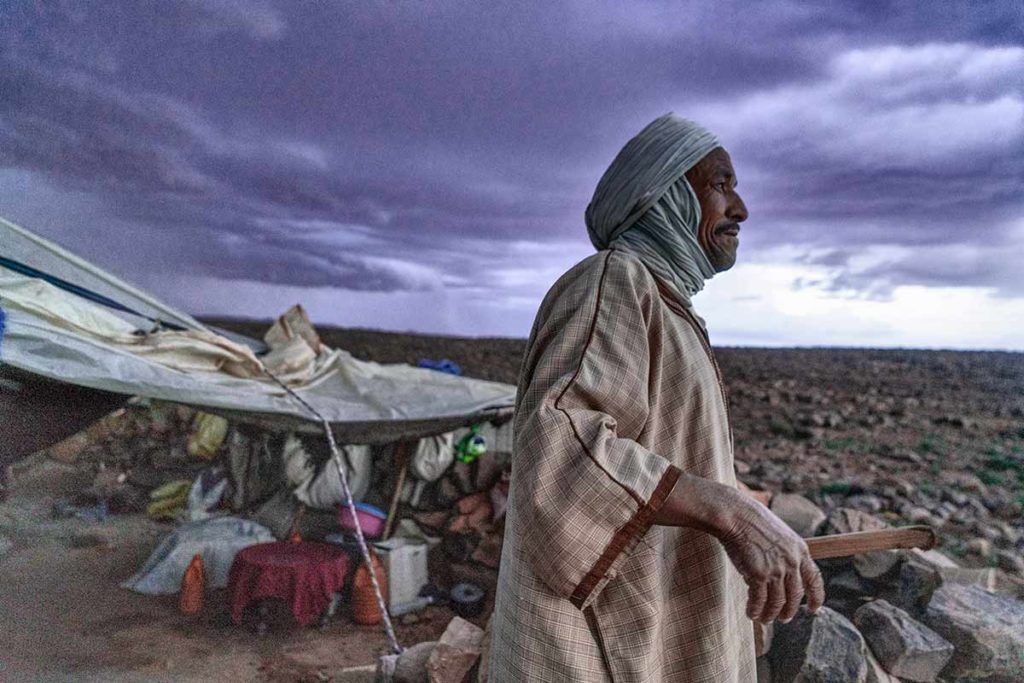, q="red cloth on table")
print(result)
[226,541,350,626]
